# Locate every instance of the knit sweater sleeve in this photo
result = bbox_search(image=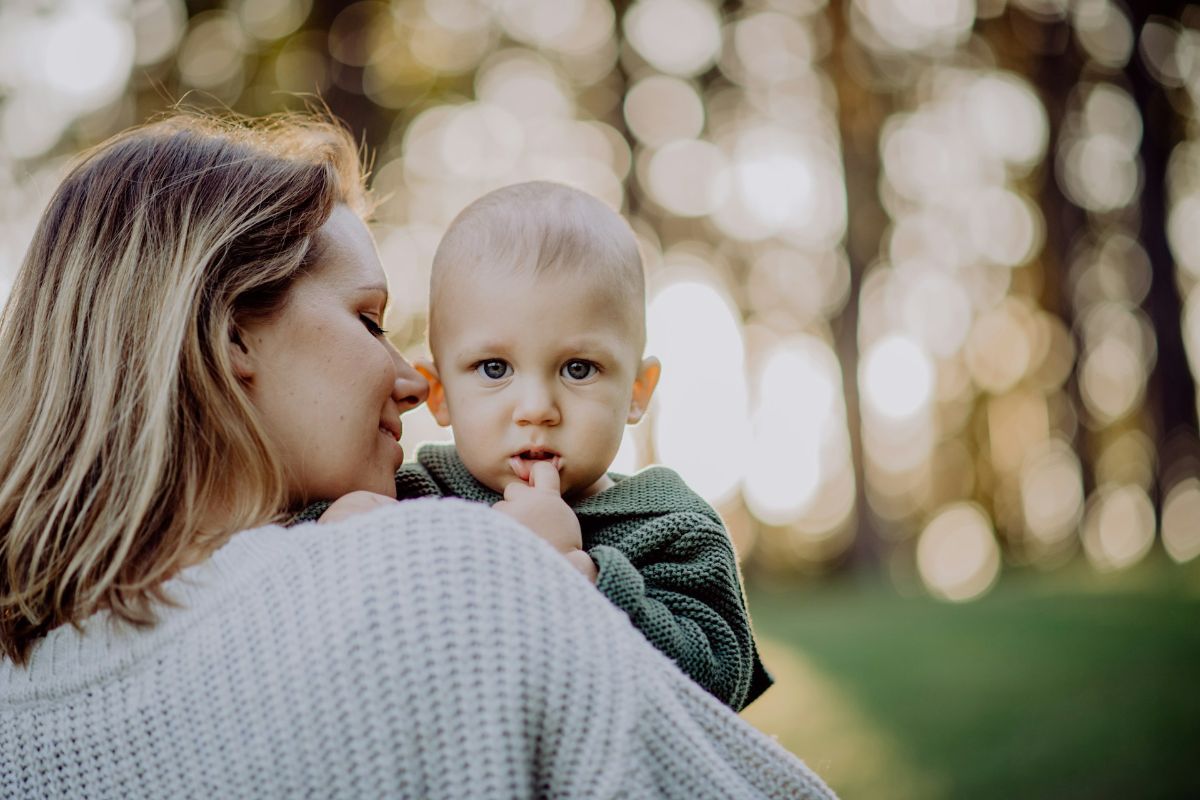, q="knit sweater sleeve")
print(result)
[326,500,835,799]
[589,510,765,711]
[0,499,834,799]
